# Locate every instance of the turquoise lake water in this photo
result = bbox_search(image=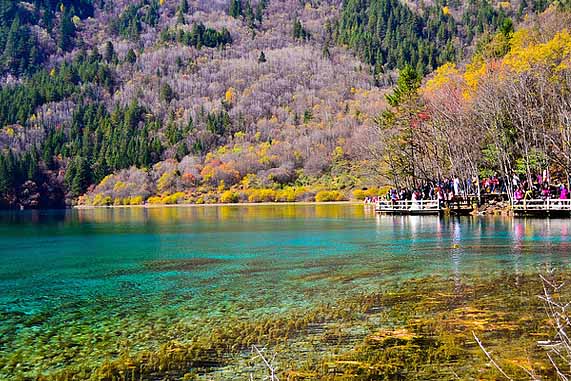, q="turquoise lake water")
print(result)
[1,204,571,379]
